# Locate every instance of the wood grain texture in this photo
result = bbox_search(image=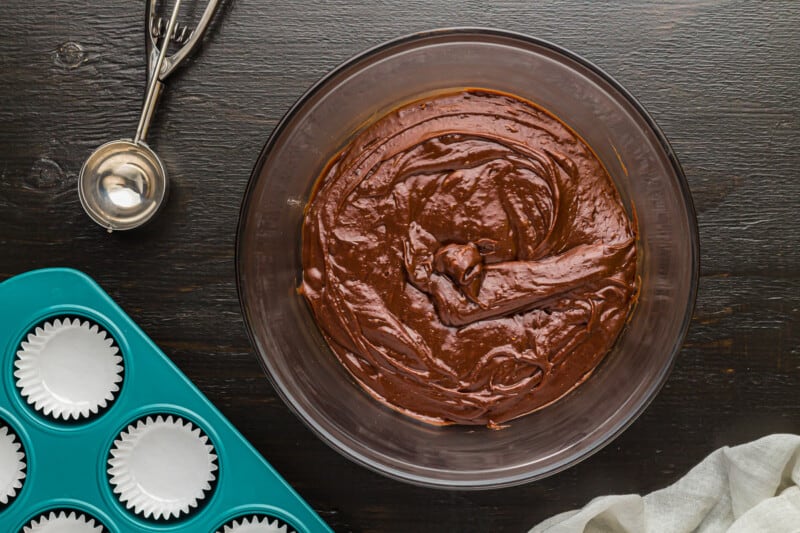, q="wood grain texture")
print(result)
[1,1,798,531]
